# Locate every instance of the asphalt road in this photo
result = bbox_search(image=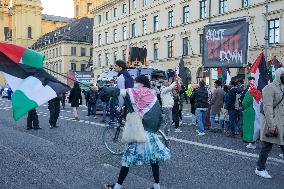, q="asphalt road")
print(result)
[0,98,283,189]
